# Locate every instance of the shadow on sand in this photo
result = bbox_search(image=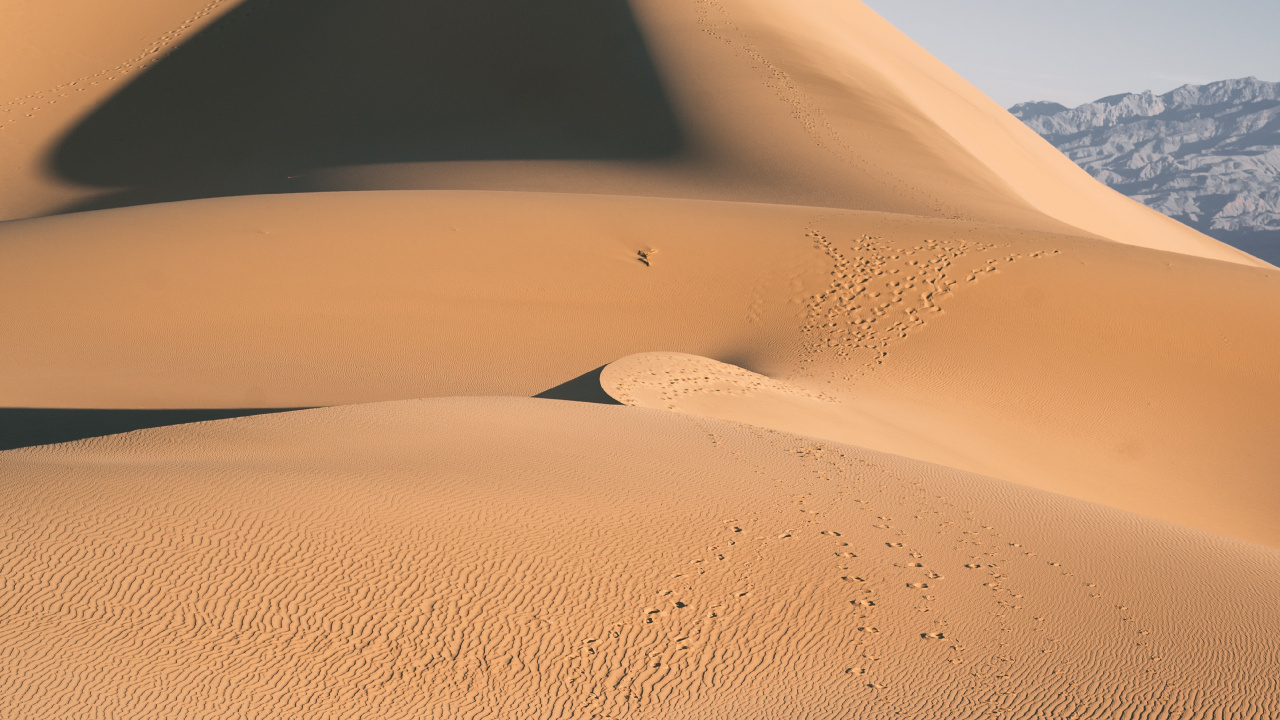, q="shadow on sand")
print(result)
[0,408,308,451]
[51,0,683,212]
[534,366,623,405]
